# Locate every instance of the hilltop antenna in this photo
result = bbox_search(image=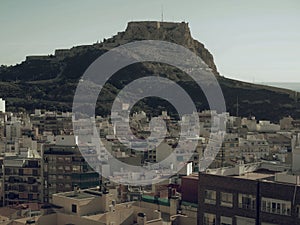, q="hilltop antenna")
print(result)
[236,96,239,117]
[161,5,164,22]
